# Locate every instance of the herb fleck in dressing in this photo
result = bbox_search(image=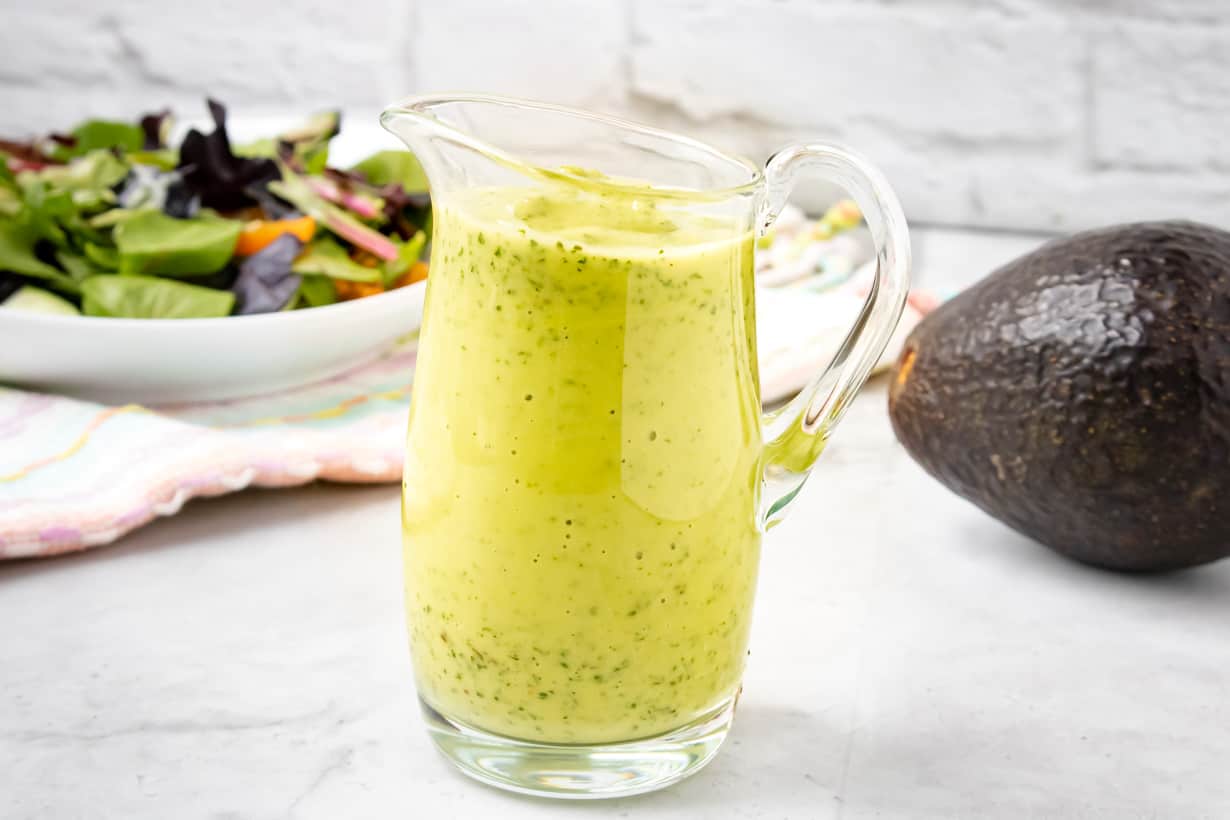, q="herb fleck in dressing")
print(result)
[402,176,763,744]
